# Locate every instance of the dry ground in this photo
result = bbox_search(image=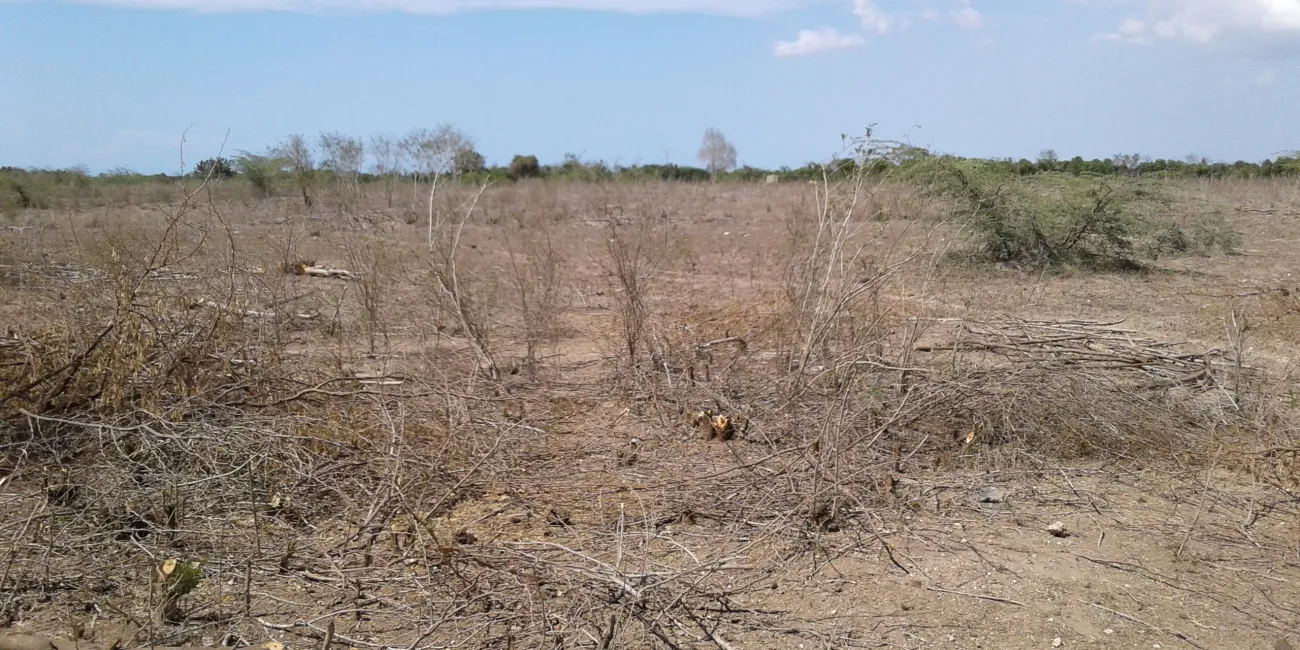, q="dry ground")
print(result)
[0,177,1297,650]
